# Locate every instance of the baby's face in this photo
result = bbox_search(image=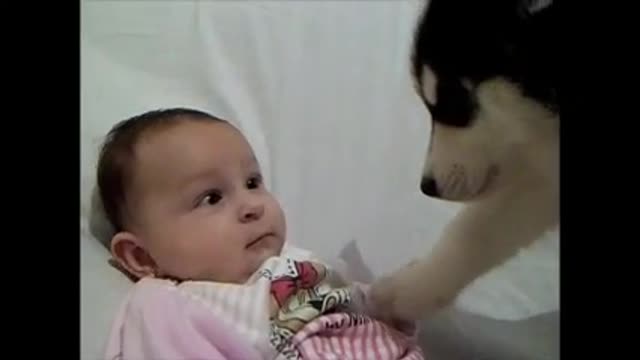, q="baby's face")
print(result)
[127,121,285,283]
